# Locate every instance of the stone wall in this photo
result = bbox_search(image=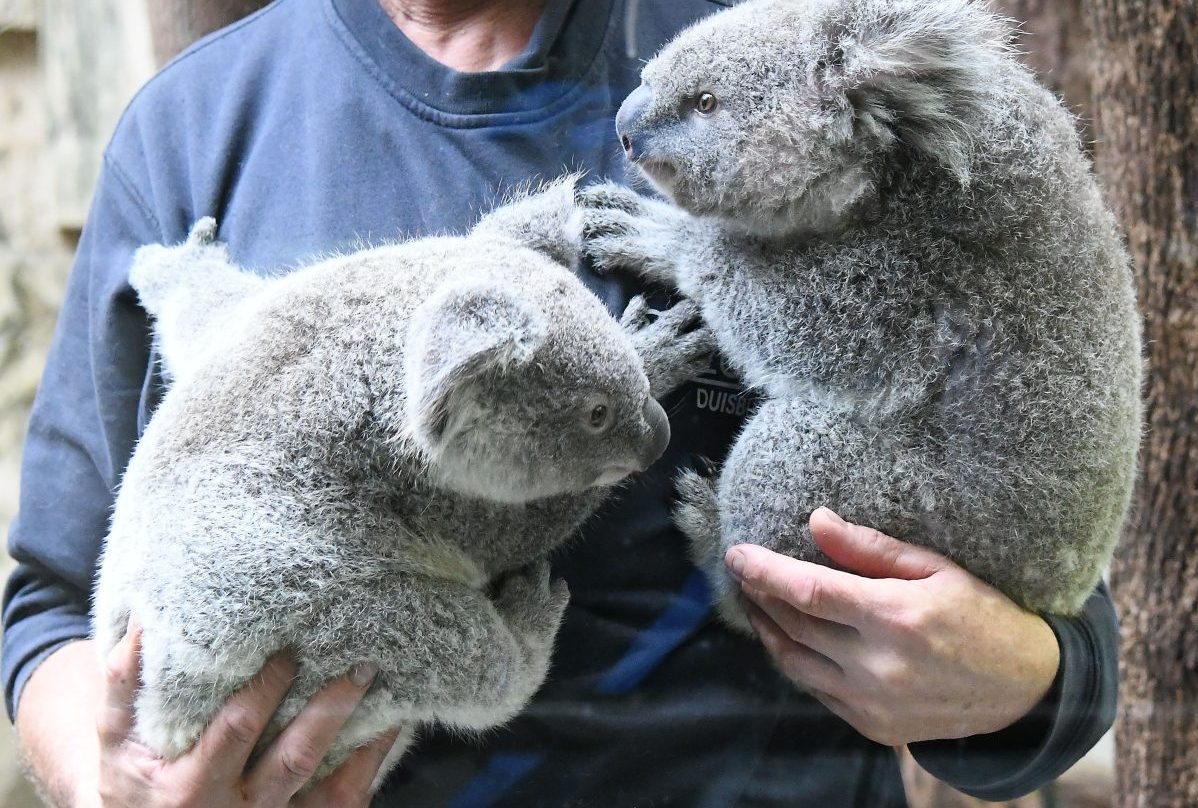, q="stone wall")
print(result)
[1,4,151,802]
[0,23,74,533]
